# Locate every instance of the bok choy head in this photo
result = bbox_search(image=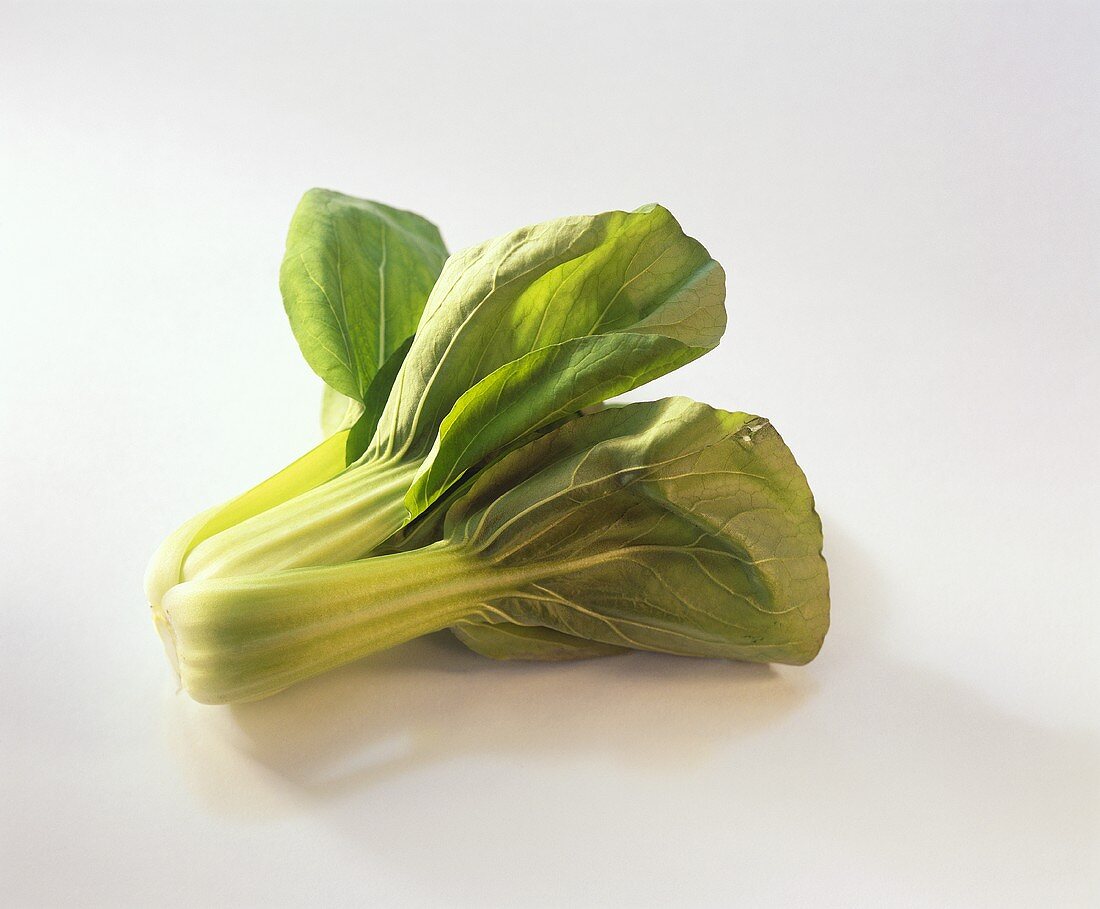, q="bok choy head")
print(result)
[158,398,827,704]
